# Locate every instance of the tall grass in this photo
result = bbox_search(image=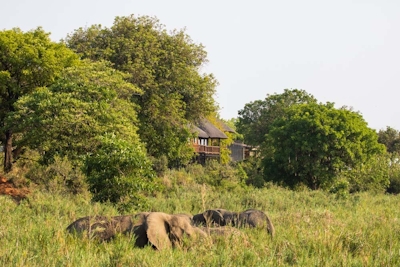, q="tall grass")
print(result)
[1,180,400,266]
